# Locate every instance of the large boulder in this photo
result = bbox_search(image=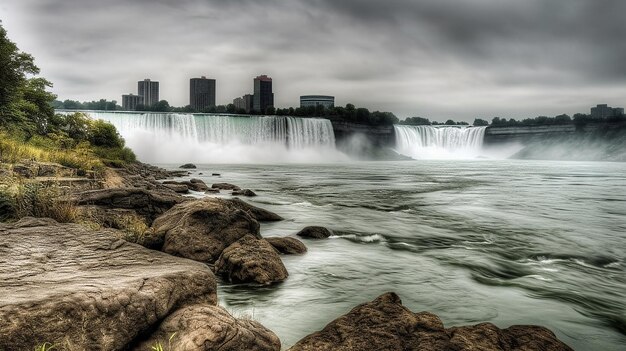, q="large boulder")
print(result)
[265,237,307,255]
[296,226,333,239]
[289,292,573,351]
[134,304,281,351]
[215,235,289,285]
[0,217,217,351]
[75,187,184,223]
[152,198,262,262]
[179,163,197,169]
